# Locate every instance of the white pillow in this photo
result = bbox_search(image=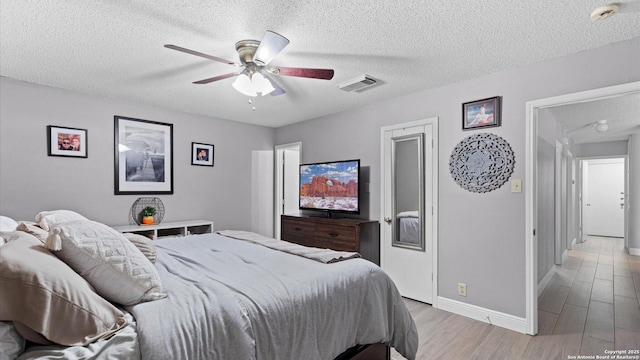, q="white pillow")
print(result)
[0,216,19,232]
[46,220,167,305]
[35,210,88,231]
[0,322,24,360]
